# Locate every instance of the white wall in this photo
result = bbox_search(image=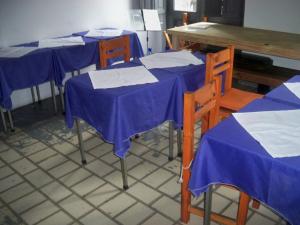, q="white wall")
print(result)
[0,0,167,109]
[244,0,300,70]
